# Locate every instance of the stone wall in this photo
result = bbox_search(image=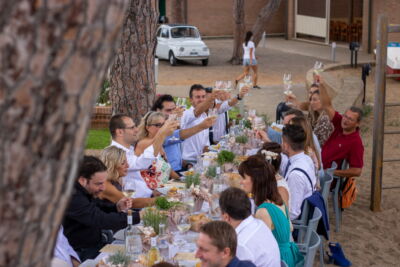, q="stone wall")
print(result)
[91,106,111,129]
